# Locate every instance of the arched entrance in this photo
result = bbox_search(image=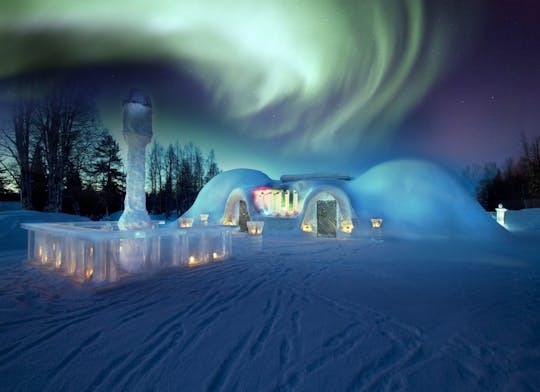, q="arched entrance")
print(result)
[222,189,251,232]
[317,199,337,237]
[301,188,354,236]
